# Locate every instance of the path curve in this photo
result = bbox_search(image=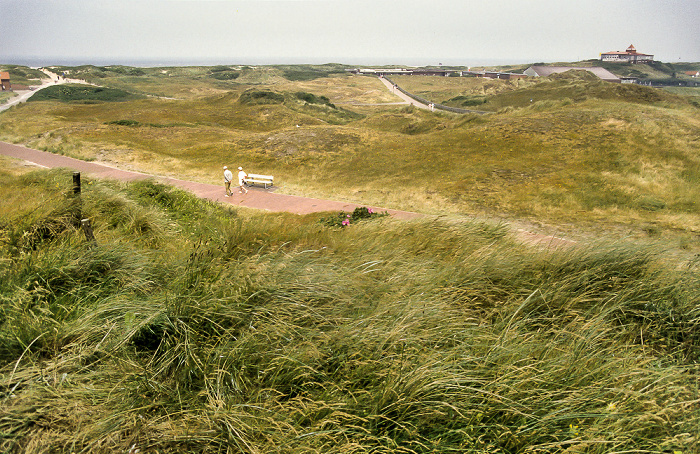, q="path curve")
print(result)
[377,76,431,110]
[0,141,422,220]
[0,68,91,112]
